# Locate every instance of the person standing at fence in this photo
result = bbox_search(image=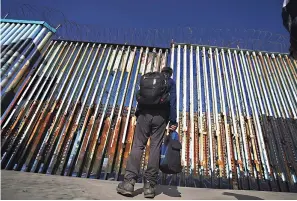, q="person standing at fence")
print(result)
[116,67,178,198]
[282,0,297,59]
